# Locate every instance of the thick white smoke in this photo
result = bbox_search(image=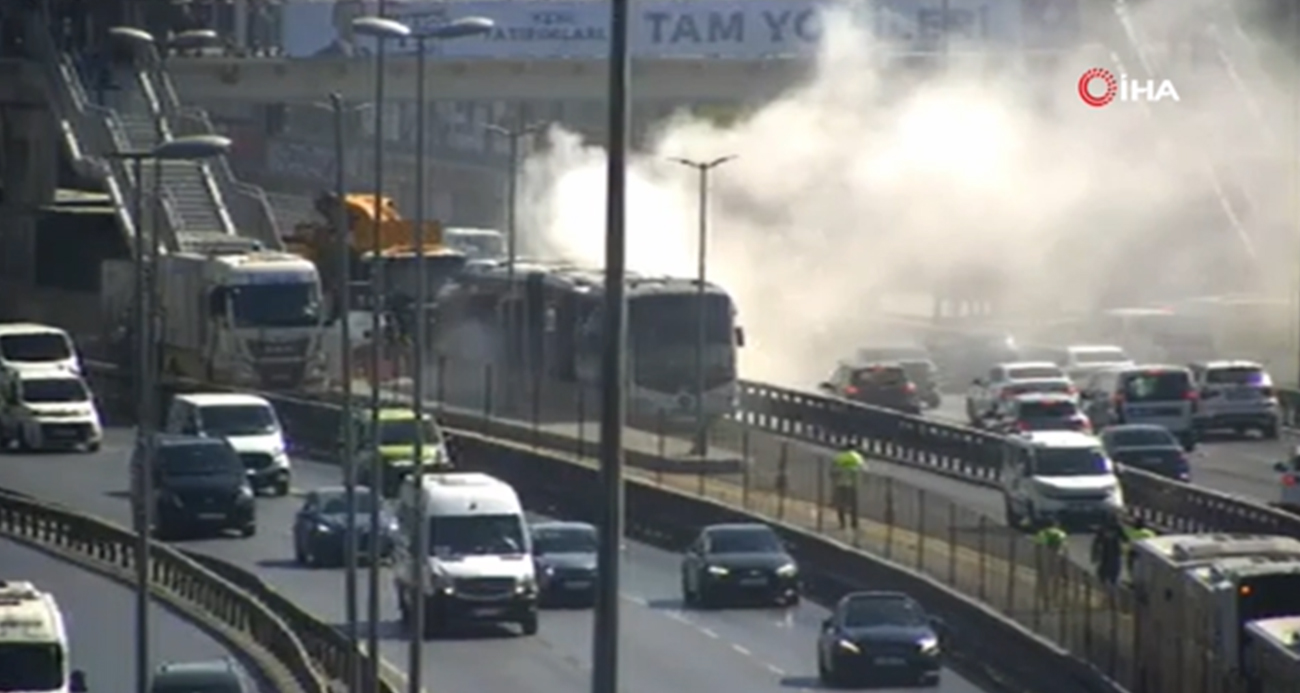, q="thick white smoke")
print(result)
[512,1,1294,386]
